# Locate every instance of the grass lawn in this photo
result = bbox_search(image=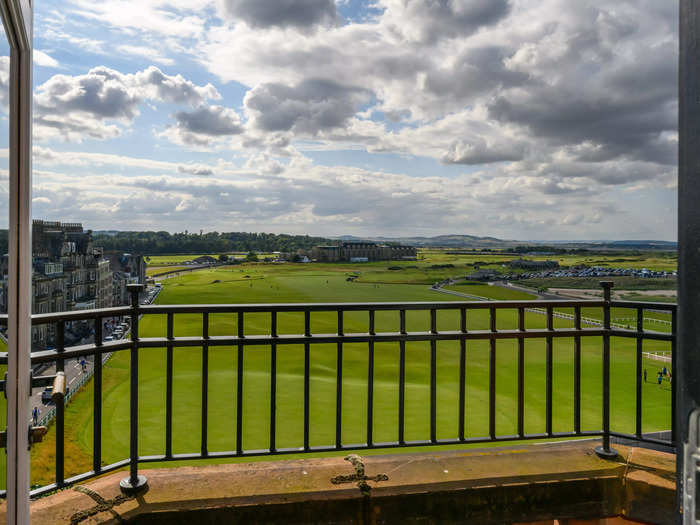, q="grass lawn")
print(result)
[23,264,673,488]
[419,249,677,273]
